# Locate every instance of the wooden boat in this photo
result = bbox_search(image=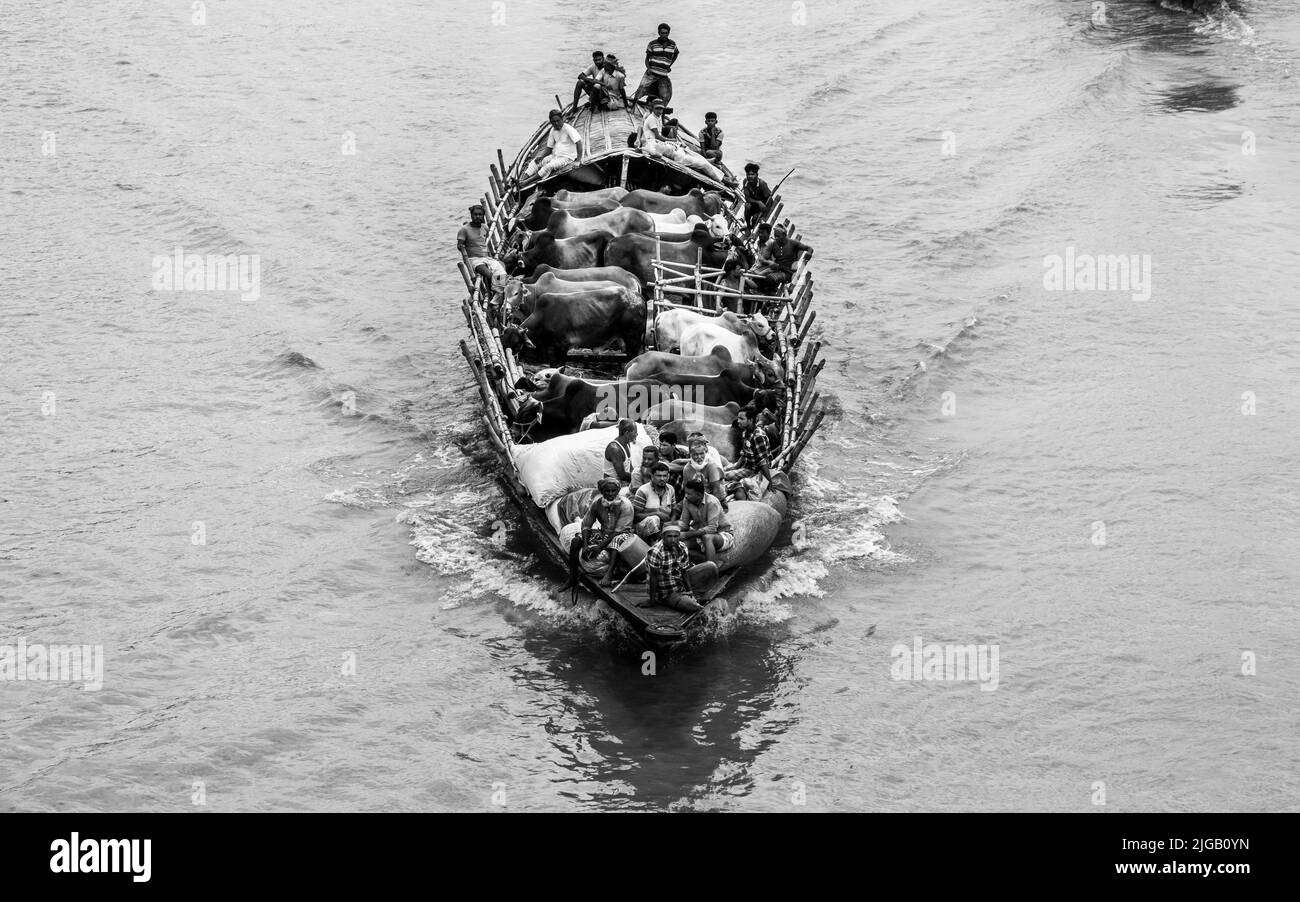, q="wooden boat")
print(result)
[457,98,826,652]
